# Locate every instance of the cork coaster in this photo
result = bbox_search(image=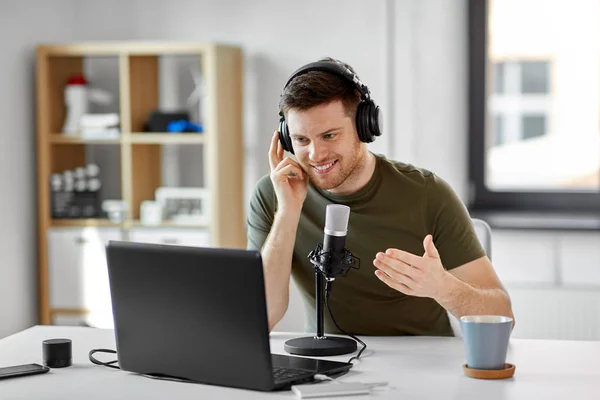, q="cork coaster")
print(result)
[463,363,515,380]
